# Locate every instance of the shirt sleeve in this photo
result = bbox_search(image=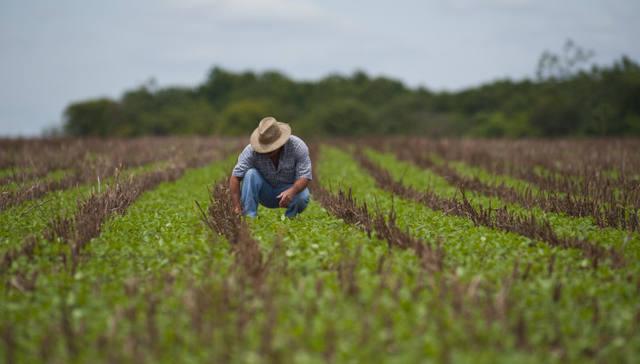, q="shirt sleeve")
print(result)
[294,140,313,180]
[231,144,255,178]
